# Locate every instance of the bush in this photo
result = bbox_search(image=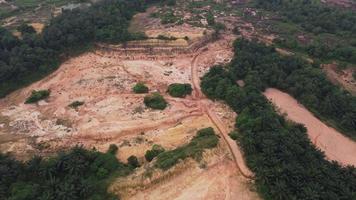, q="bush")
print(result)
[206,12,215,26]
[167,83,192,98]
[228,131,238,140]
[68,101,84,109]
[107,144,118,155]
[157,35,177,40]
[133,83,149,94]
[127,155,140,168]
[25,90,50,104]
[17,23,36,35]
[160,11,178,24]
[144,92,167,110]
[166,0,176,6]
[145,144,165,162]
[232,27,240,35]
[213,23,226,31]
